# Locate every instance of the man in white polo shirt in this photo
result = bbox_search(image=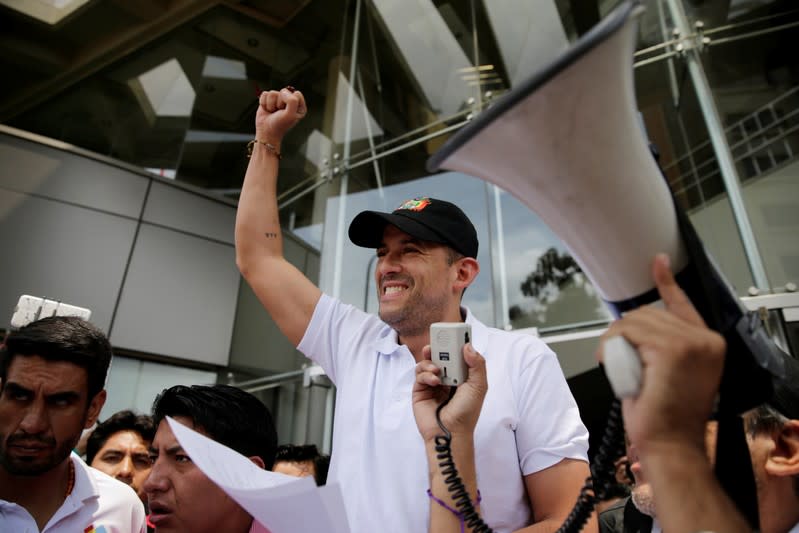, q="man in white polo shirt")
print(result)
[236,87,591,533]
[0,316,146,532]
